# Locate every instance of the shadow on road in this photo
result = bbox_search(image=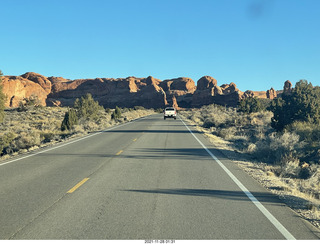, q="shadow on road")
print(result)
[36,147,233,161]
[100,129,201,134]
[121,188,285,205]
